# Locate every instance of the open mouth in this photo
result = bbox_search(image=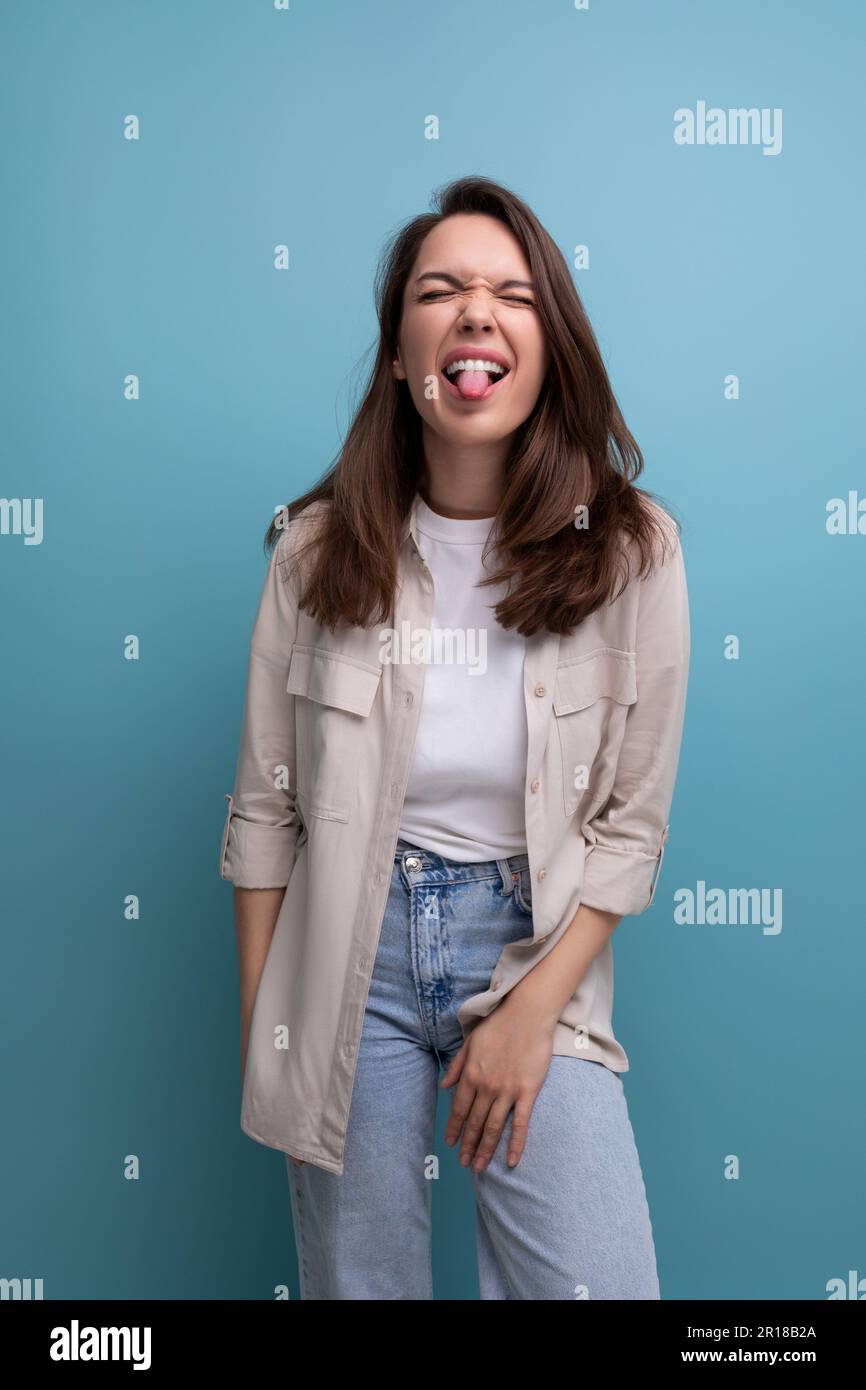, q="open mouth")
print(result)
[441,358,511,402]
